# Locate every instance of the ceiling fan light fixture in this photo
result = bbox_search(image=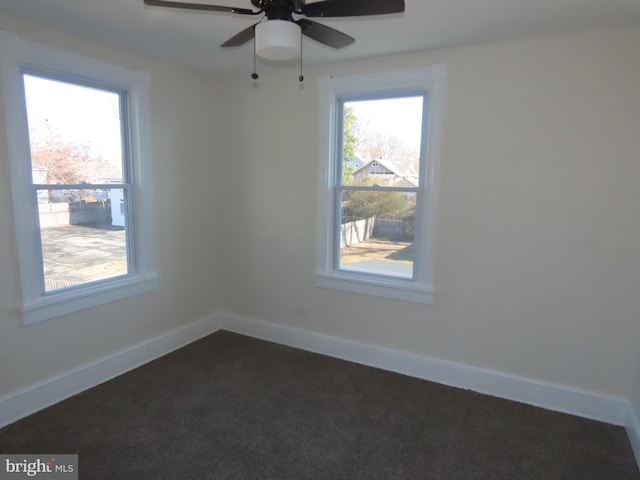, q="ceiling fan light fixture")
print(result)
[255,20,301,61]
